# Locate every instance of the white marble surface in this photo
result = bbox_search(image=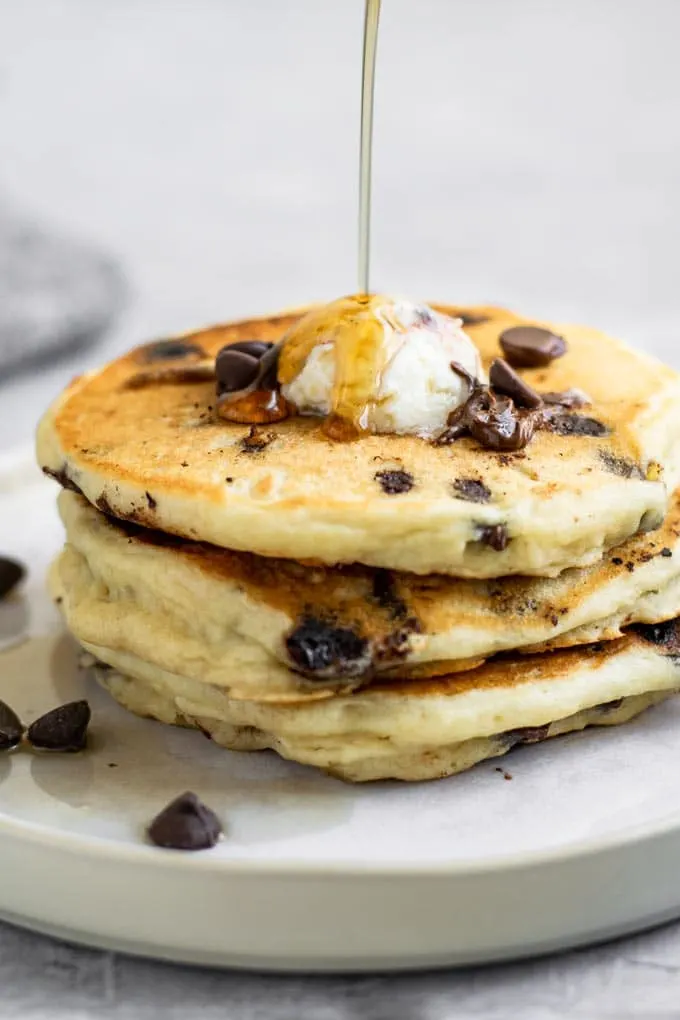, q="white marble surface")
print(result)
[3,0,680,1014]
